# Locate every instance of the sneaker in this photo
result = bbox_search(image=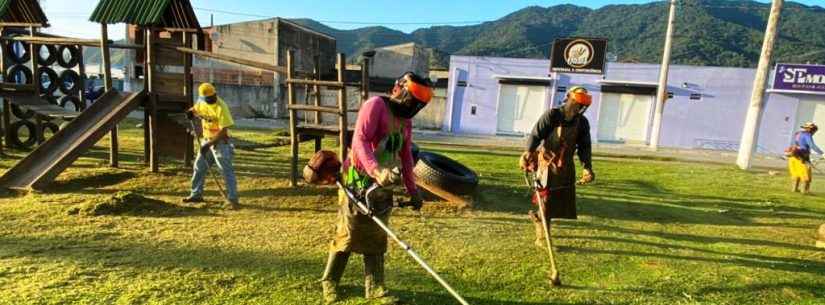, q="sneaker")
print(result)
[321,280,338,304]
[181,196,204,203]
